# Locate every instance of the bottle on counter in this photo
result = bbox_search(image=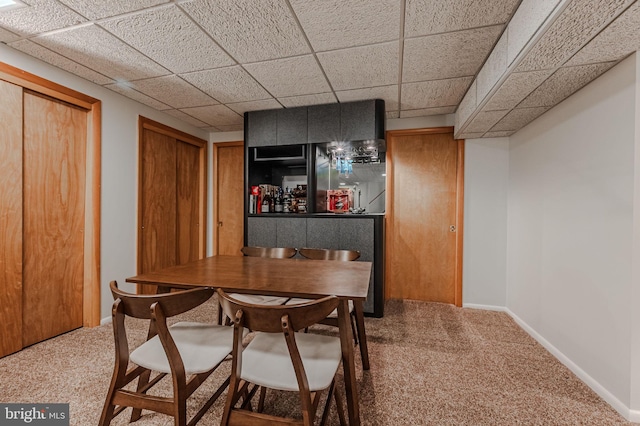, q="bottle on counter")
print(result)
[262,190,271,213]
[283,187,291,213]
[274,187,283,213]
